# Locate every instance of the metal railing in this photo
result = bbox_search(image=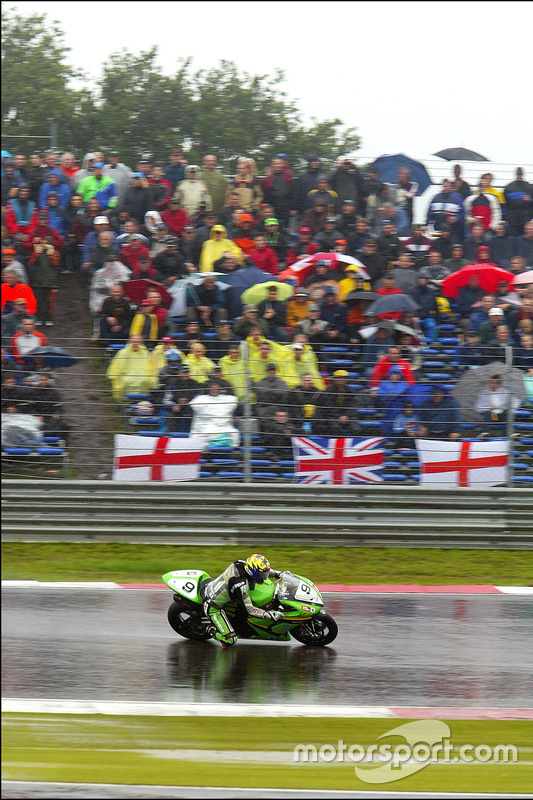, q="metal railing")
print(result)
[2,479,532,548]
